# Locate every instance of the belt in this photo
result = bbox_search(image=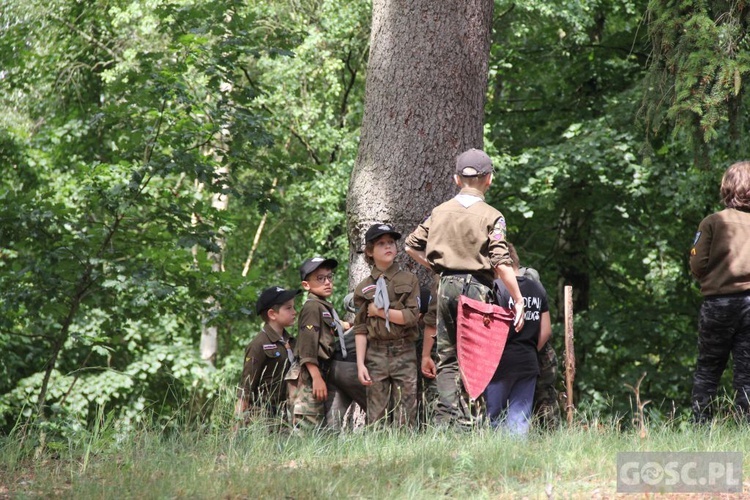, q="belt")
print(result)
[440,271,494,290]
[369,337,413,347]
